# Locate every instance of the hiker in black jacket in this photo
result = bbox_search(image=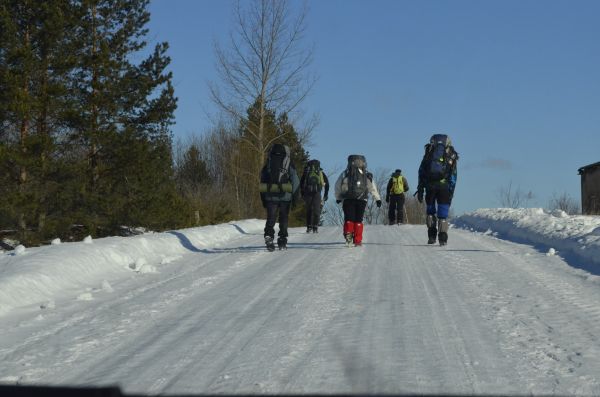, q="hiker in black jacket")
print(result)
[385,169,410,225]
[259,144,300,251]
[300,159,329,233]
